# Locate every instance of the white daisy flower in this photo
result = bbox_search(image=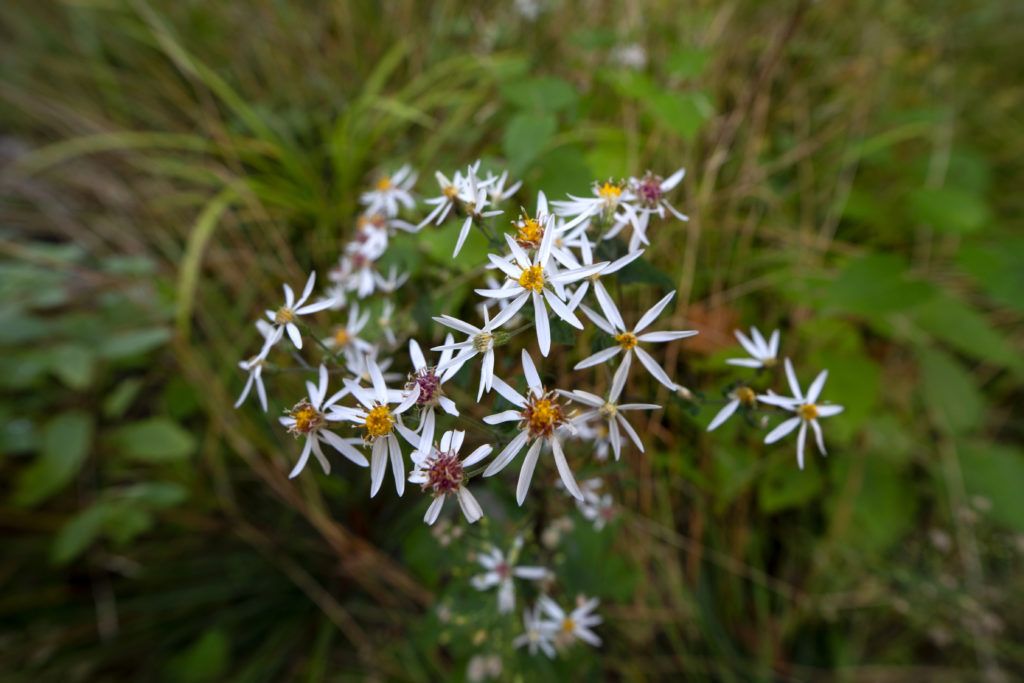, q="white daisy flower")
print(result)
[561,354,659,461]
[418,162,502,257]
[578,491,616,531]
[706,385,759,432]
[432,304,521,401]
[537,594,603,648]
[484,170,522,204]
[328,357,421,497]
[406,336,460,453]
[278,365,368,478]
[482,350,583,503]
[603,169,688,250]
[726,327,780,369]
[235,319,278,412]
[512,606,557,658]
[321,302,373,355]
[758,359,845,469]
[408,429,491,525]
[476,228,606,357]
[263,271,334,352]
[359,164,417,218]
[574,292,697,391]
[373,264,410,294]
[551,179,640,228]
[470,536,548,614]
